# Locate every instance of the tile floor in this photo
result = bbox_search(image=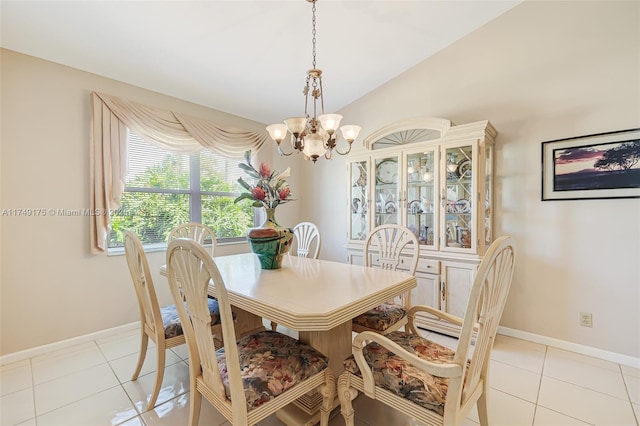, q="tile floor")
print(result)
[1,324,638,426]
